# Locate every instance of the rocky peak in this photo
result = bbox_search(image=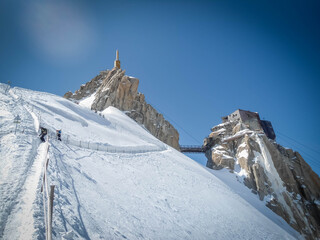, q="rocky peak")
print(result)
[64,67,179,150]
[204,110,320,239]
